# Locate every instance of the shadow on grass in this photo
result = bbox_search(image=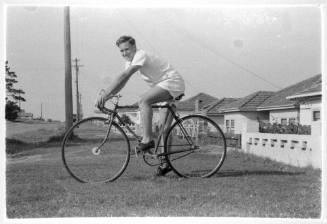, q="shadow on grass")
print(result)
[215,169,305,178]
[6,136,64,155]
